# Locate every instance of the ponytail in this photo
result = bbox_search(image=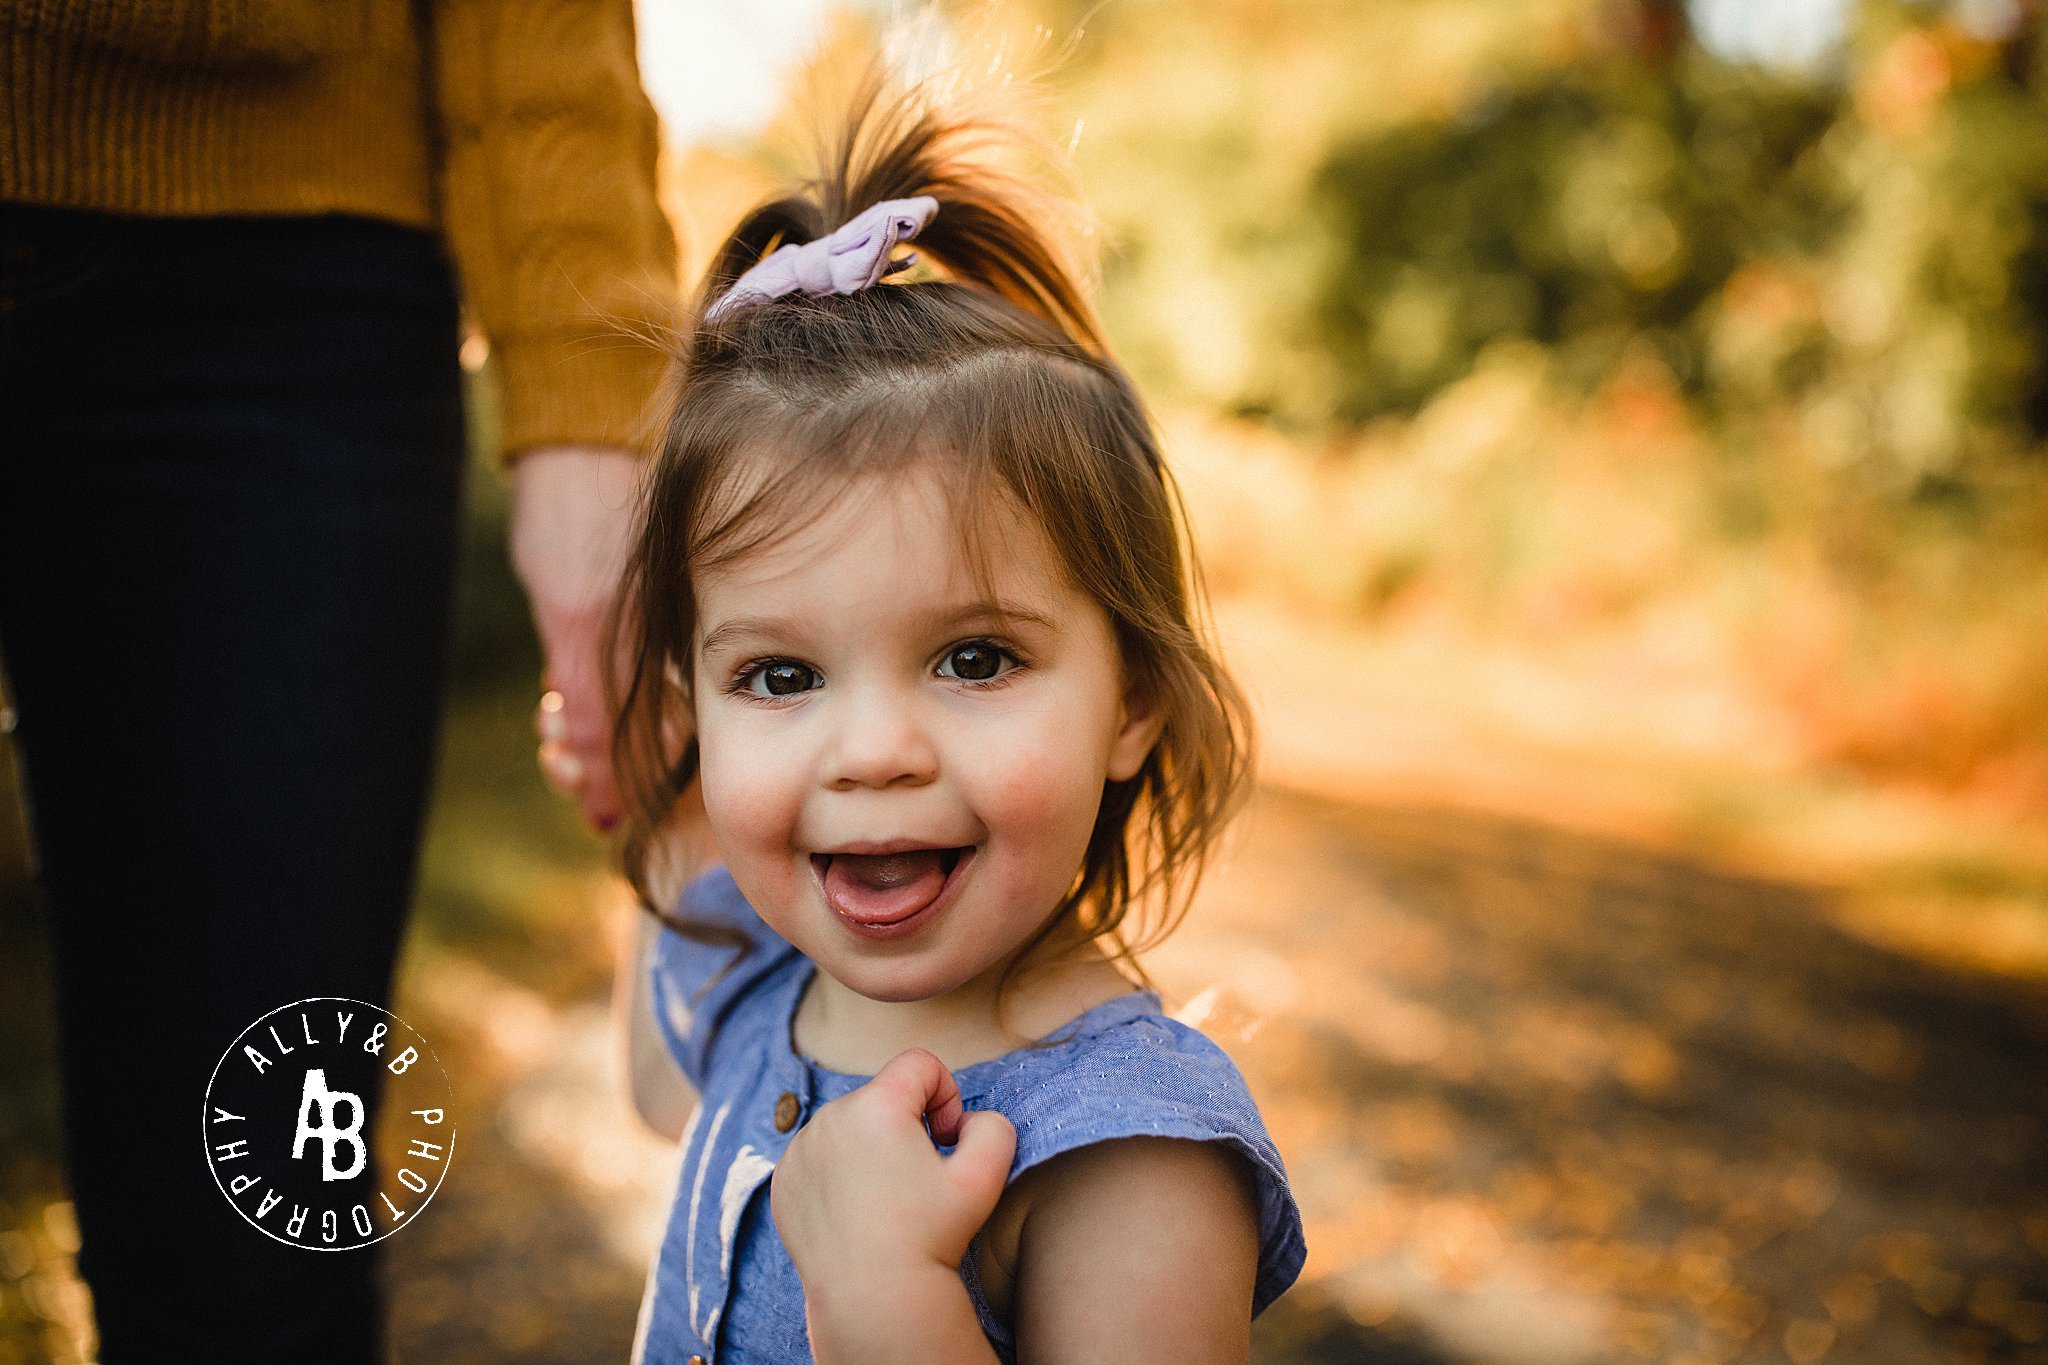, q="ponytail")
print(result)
[699,73,1108,355]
